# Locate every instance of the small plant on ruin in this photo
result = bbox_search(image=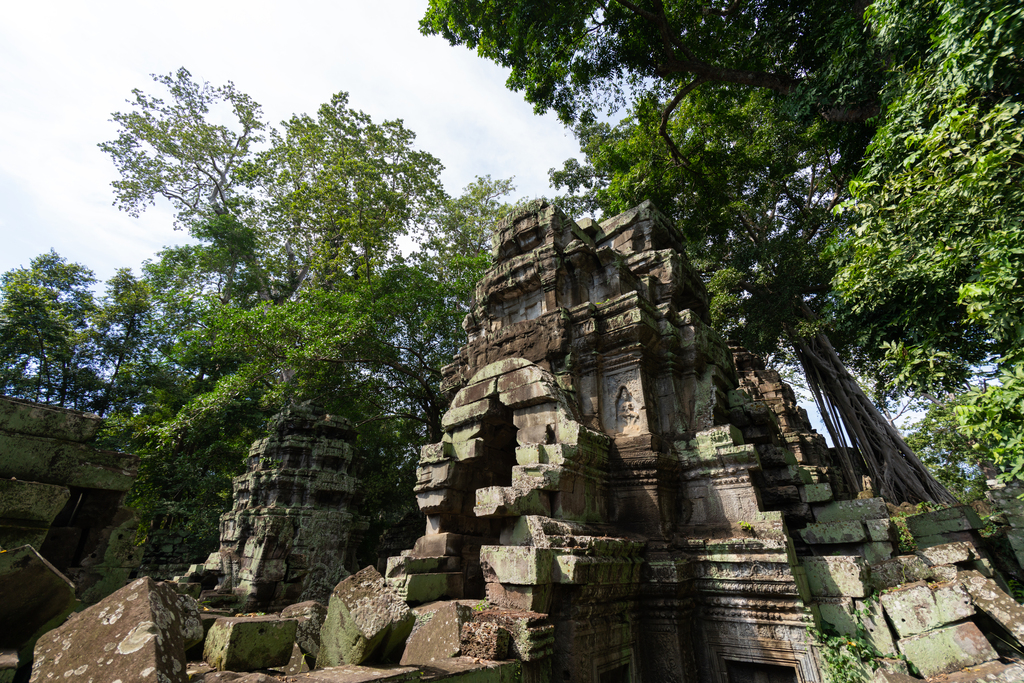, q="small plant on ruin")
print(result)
[738,520,754,535]
[810,627,881,683]
[888,512,917,554]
